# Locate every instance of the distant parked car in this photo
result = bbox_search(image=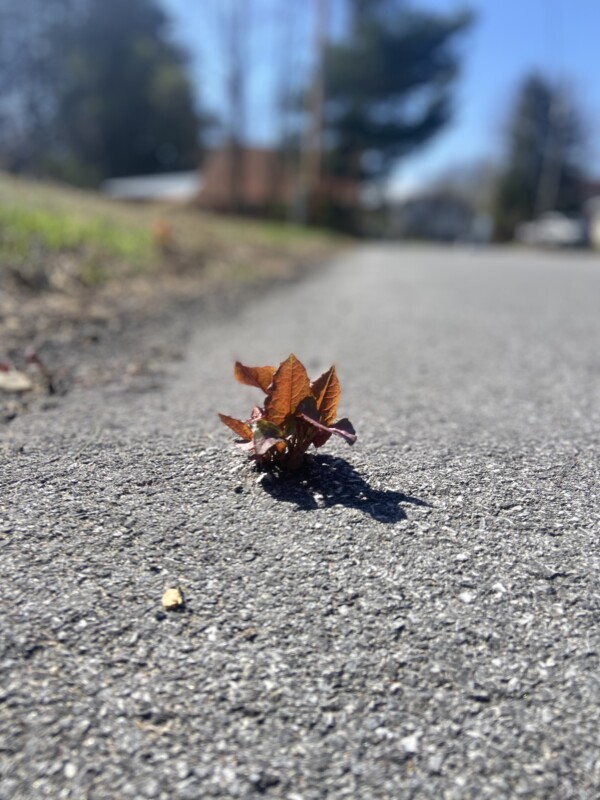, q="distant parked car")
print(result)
[516,212,588,248]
